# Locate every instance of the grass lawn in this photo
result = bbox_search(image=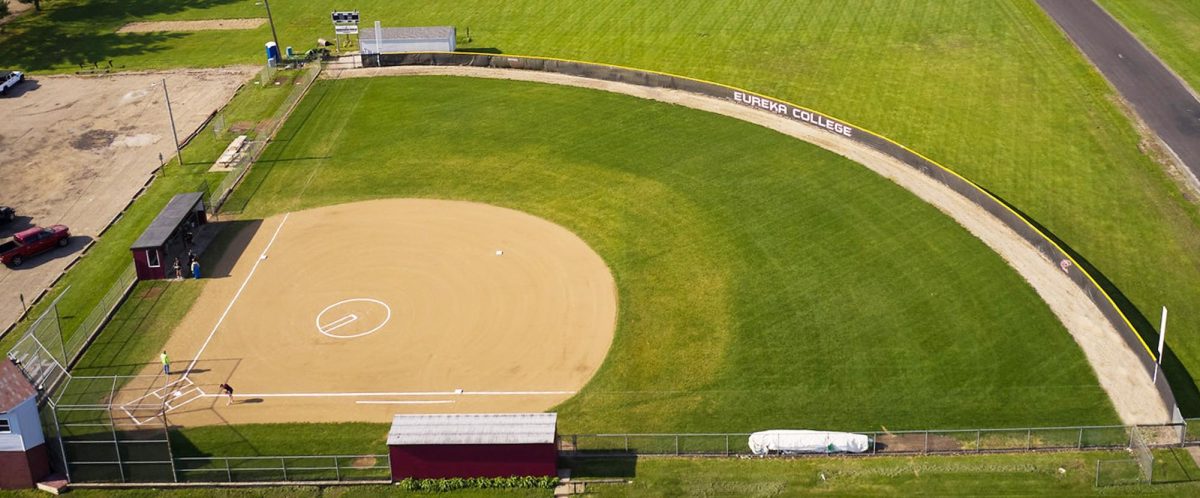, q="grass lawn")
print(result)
[2,450,1199,496]
[211,74,1115,435]
[570,449,1200,496]
[0,486,547,498]
[5,0,1200,414]
[1099,0,1200,94]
